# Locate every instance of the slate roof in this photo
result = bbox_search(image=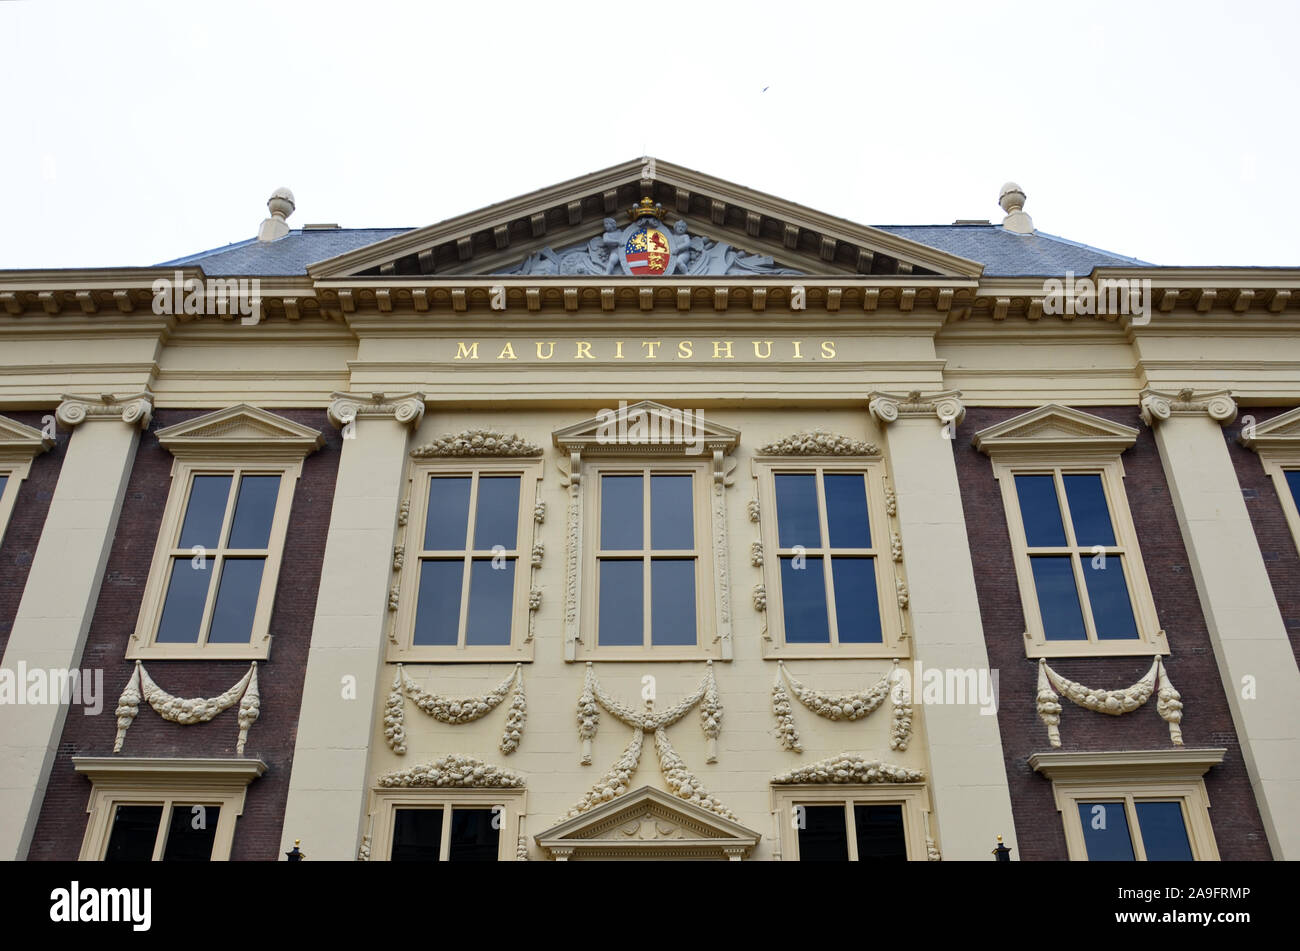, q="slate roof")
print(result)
[159,224,1152,278]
